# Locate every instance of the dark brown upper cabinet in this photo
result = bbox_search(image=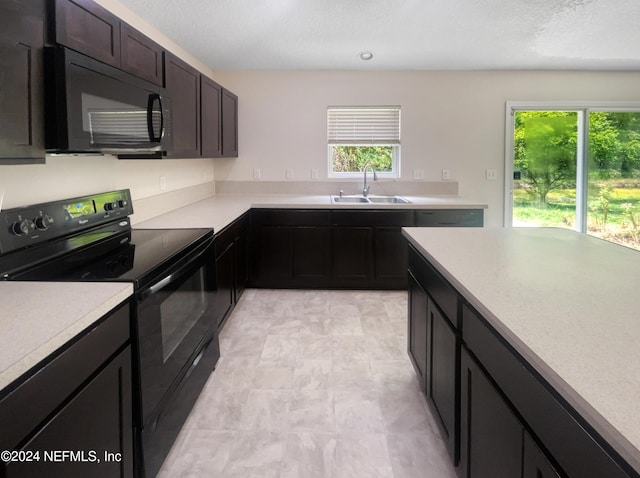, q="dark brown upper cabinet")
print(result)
[201,77,238,158]
[165,52,201,158]
[52,0,121,68]
[221,88,238,157]
[201,75,223,157]
[0,0,46,163]
[52,0,164,86]
[120,23,163,87]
